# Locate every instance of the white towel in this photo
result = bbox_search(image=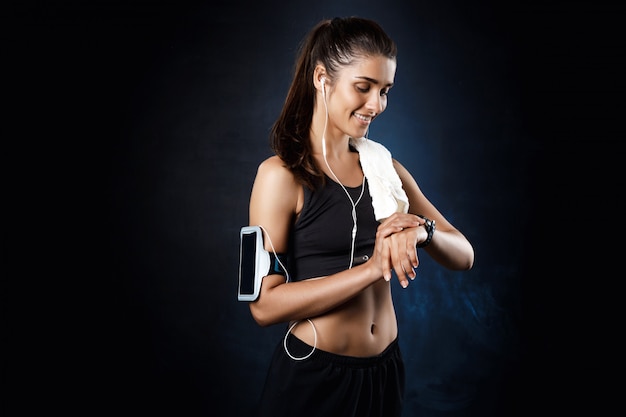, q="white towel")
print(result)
[350,137,409,221]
